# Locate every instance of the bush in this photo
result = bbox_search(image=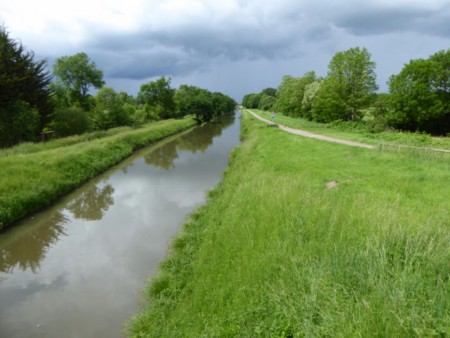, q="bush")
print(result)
[0,101,40,147]
[52,106,90,137]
